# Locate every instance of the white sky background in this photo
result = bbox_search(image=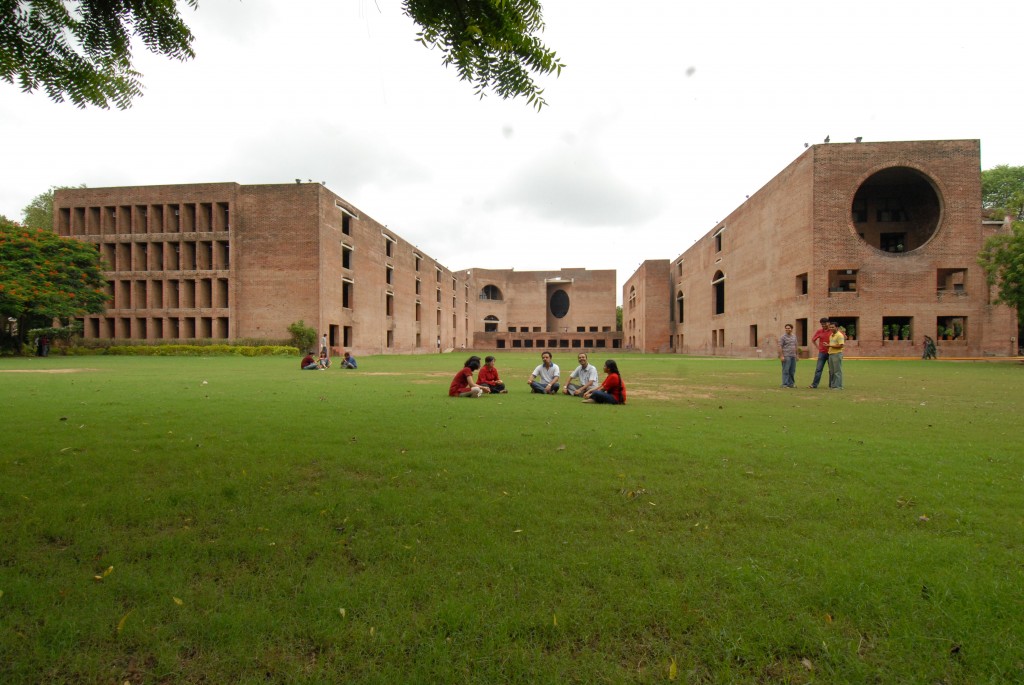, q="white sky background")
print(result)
[2,0,1022,300]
